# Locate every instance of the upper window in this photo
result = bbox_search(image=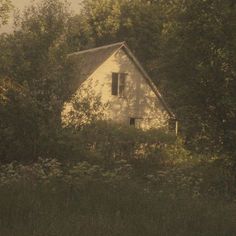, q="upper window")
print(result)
[112,72,127,97]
